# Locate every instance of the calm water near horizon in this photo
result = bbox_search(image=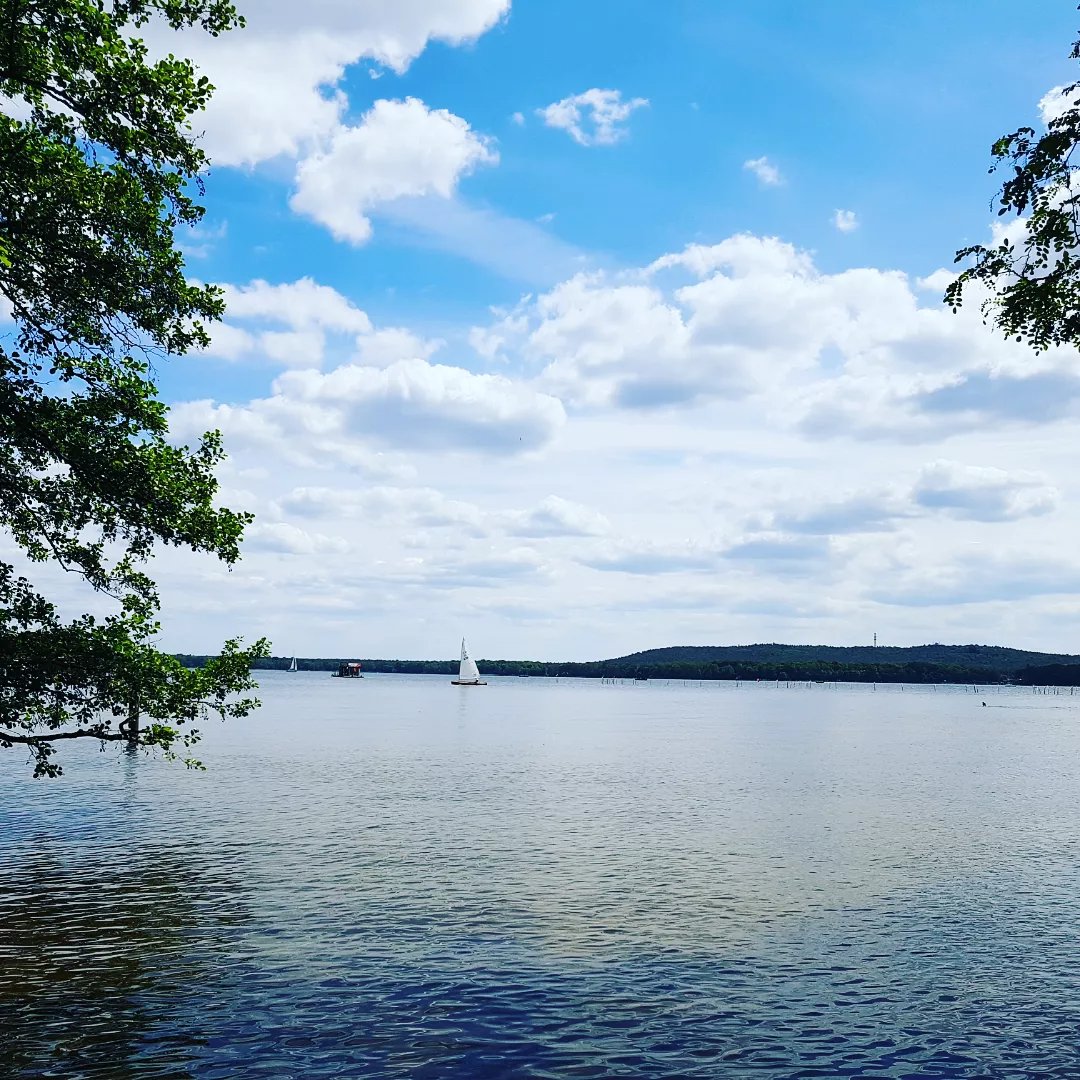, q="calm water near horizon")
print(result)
[4,674,1080,1078]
